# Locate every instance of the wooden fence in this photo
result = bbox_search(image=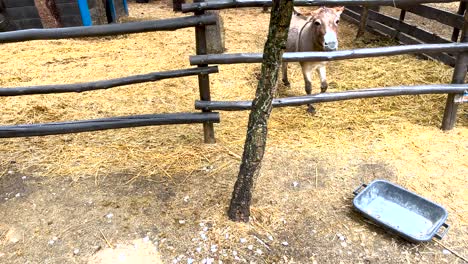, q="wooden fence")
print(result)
[342,2,468,66]
[0,14,220,139]
[181,0,468,133]
[1,0,467,144]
